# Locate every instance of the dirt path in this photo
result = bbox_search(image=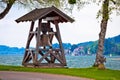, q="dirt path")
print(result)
[0,71,92,80]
